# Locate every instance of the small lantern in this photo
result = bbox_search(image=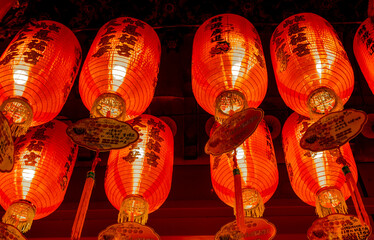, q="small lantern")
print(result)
[282,112,358,217]
[354,17,374,95]
[0,120,78,232]
[0,20,82,136]
[192,13,267,123]
[79,17,161,121]
[104,114,173,225]
[210,120,278,218]
[270,13,354,119]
